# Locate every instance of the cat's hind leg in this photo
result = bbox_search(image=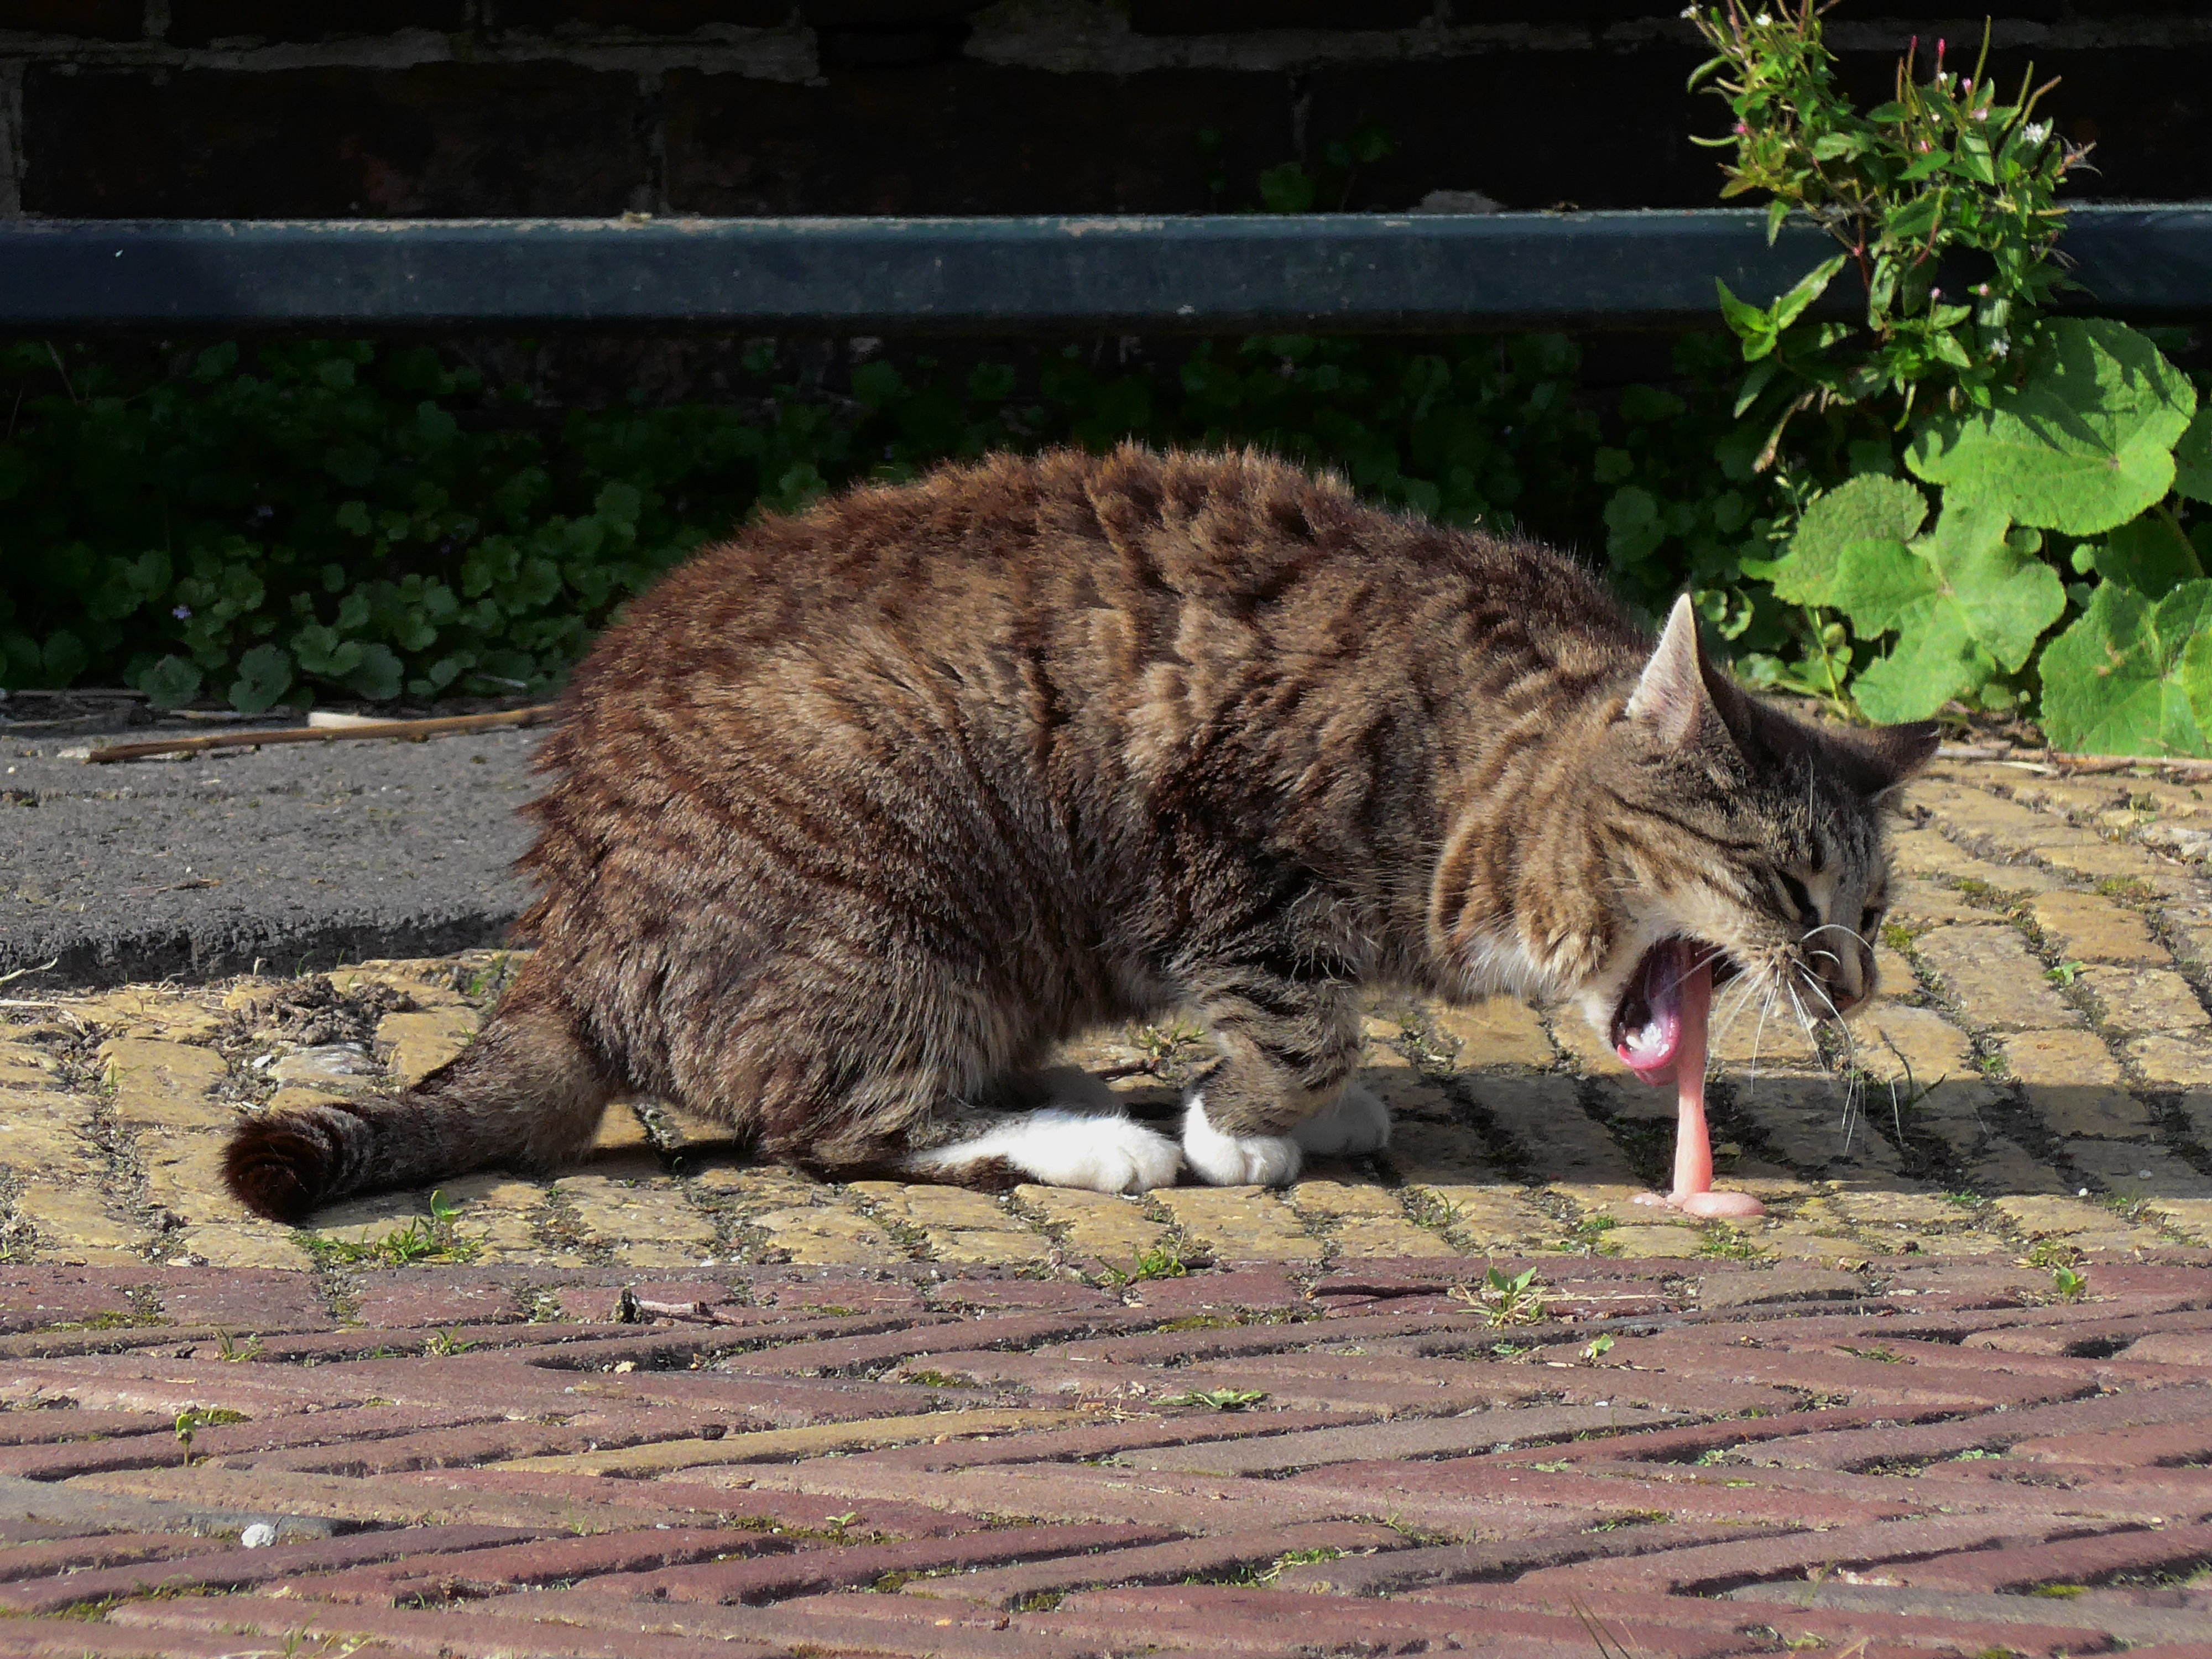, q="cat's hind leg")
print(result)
[897,1067,1180,1193]
[898,1100,1183,1194]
